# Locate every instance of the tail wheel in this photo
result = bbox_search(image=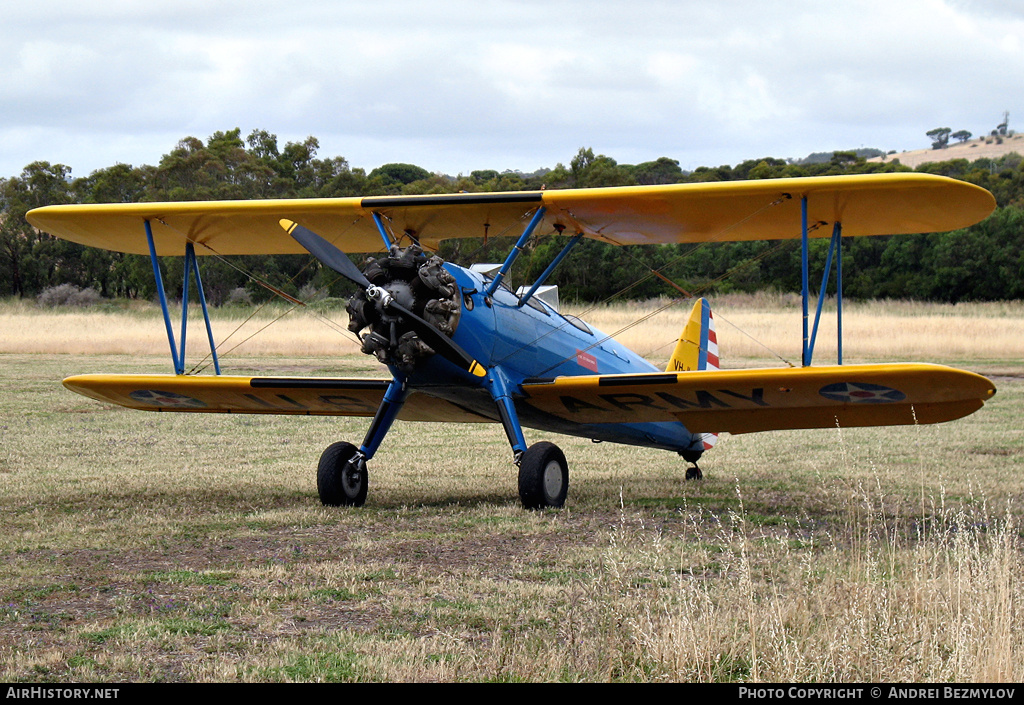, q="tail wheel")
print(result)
[318,441,368,507]
[518,441,569,509]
